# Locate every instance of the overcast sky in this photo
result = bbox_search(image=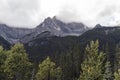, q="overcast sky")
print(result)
[0,0,120,28]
